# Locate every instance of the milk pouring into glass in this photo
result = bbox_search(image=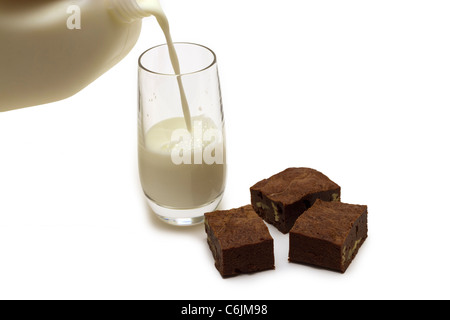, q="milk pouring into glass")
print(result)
[0,0,226,225]
[137,3,227,225]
